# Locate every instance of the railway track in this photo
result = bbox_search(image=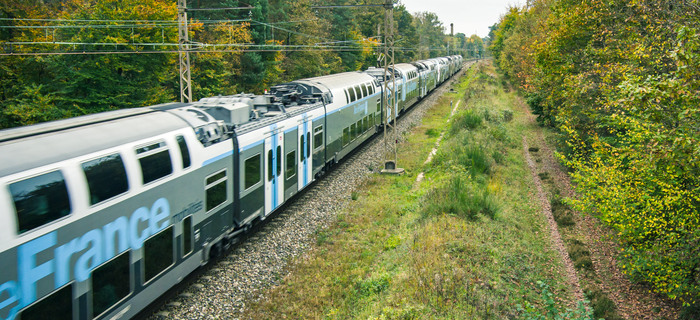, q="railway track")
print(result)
[138,61,475,320]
